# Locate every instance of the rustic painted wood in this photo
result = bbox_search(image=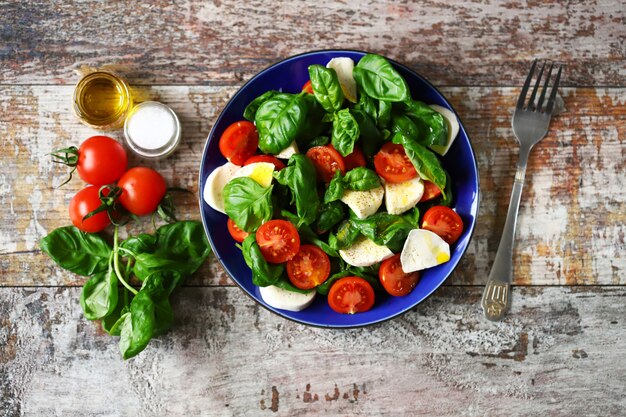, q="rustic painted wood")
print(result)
[1,286,625,416]
[1,1,625,86]
[1,86,624,286]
